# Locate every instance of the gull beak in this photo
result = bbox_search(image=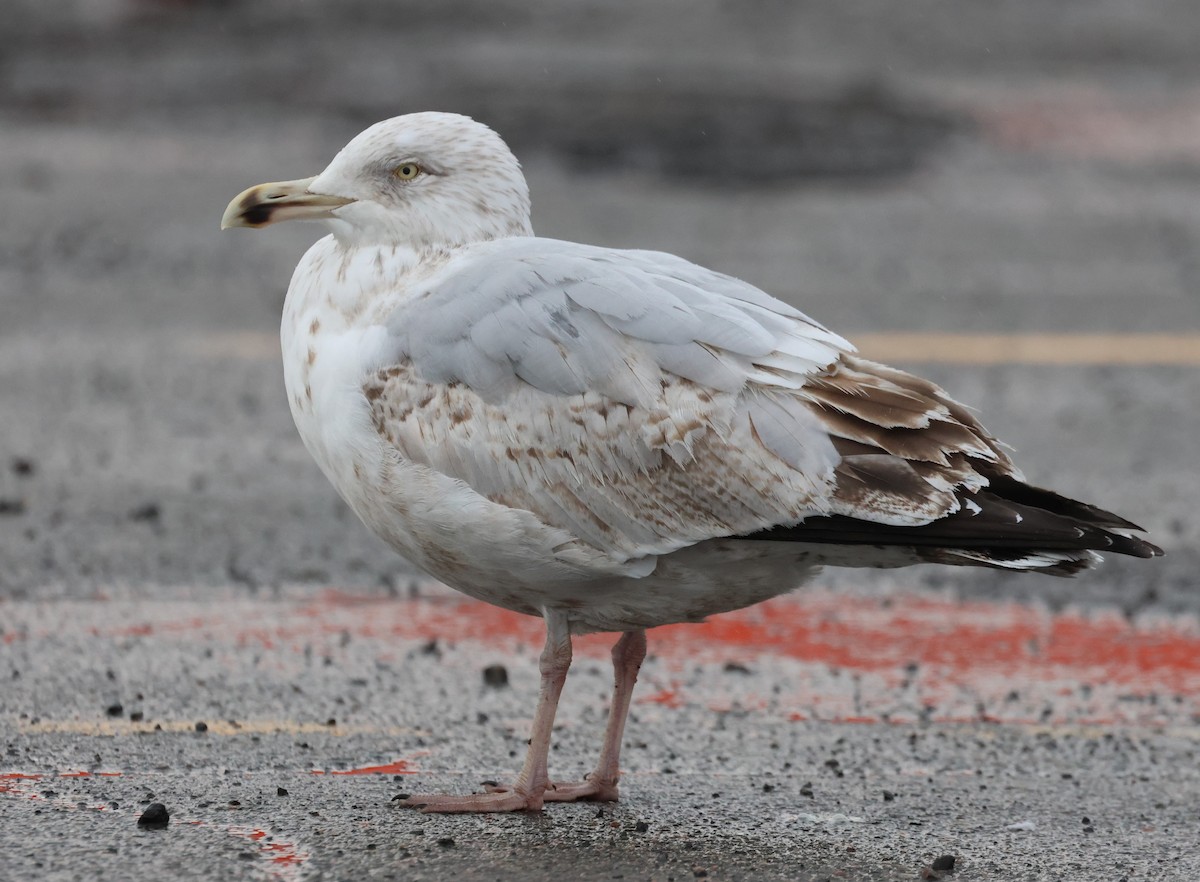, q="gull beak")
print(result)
[220,176,356,230]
